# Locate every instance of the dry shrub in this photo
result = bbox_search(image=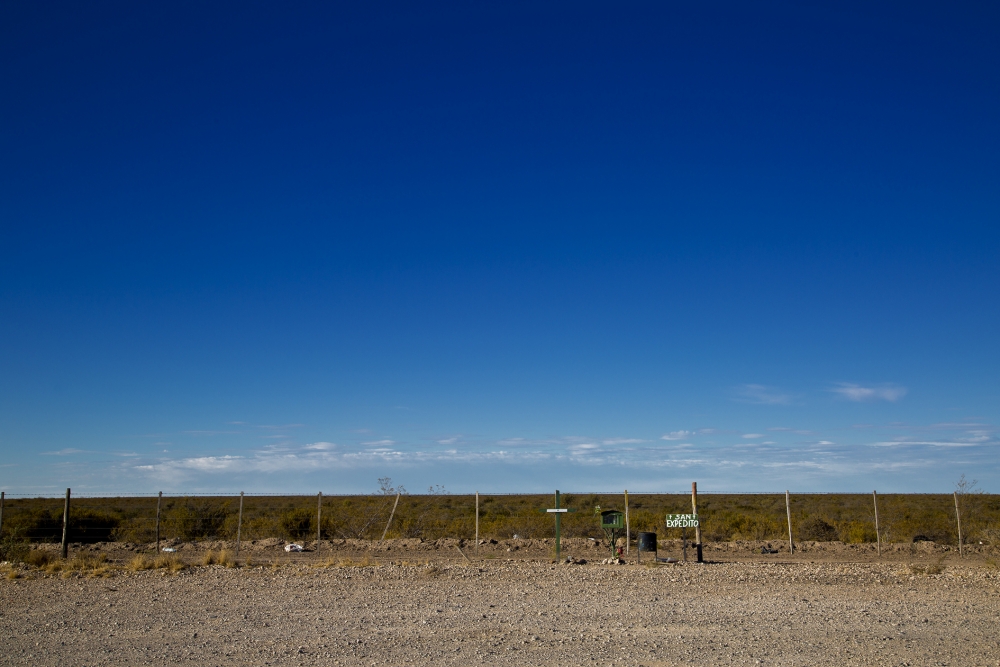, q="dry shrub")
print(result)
[799,518,839,542]
[419,565,441,578]
[909,557,946,575]
[25,550,54,568]
[200,550,236,566]
[839,521,877,544]
[127,555,154,571]
[154,553,185,572]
